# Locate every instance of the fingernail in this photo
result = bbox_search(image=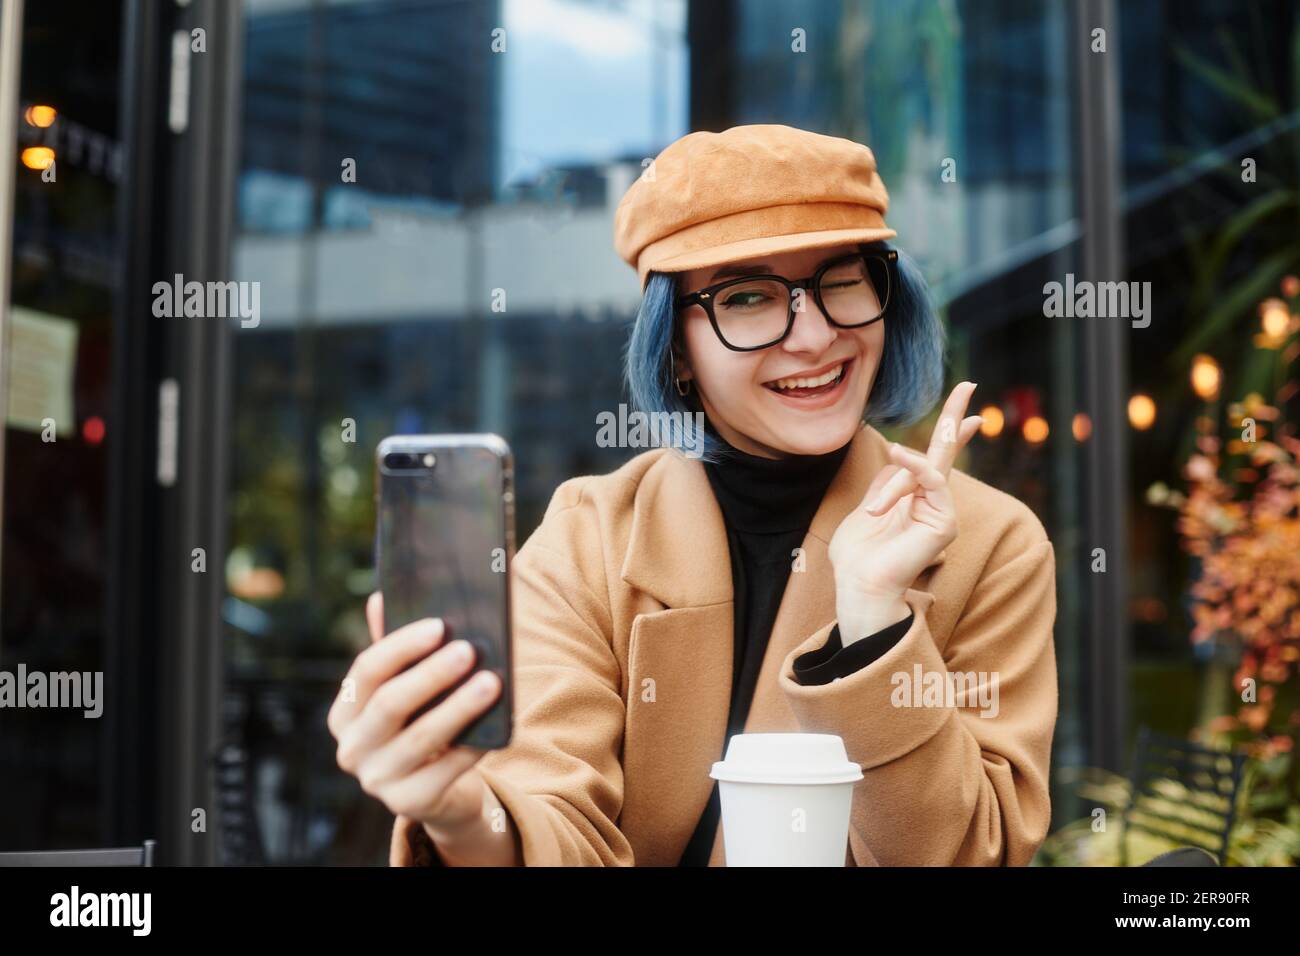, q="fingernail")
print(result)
[474,672,498,697]
[451,640,473,663]
[866,496,882,513]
